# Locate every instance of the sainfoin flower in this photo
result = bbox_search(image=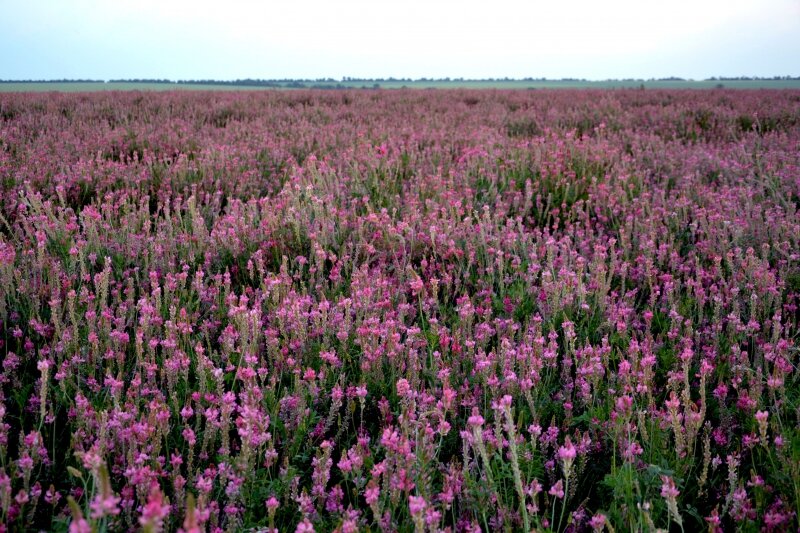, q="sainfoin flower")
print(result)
[409,495,427,516]
[139,487,170,531]
[557,436,577,474]
[549,480,565,499]
[661,475,682,526]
